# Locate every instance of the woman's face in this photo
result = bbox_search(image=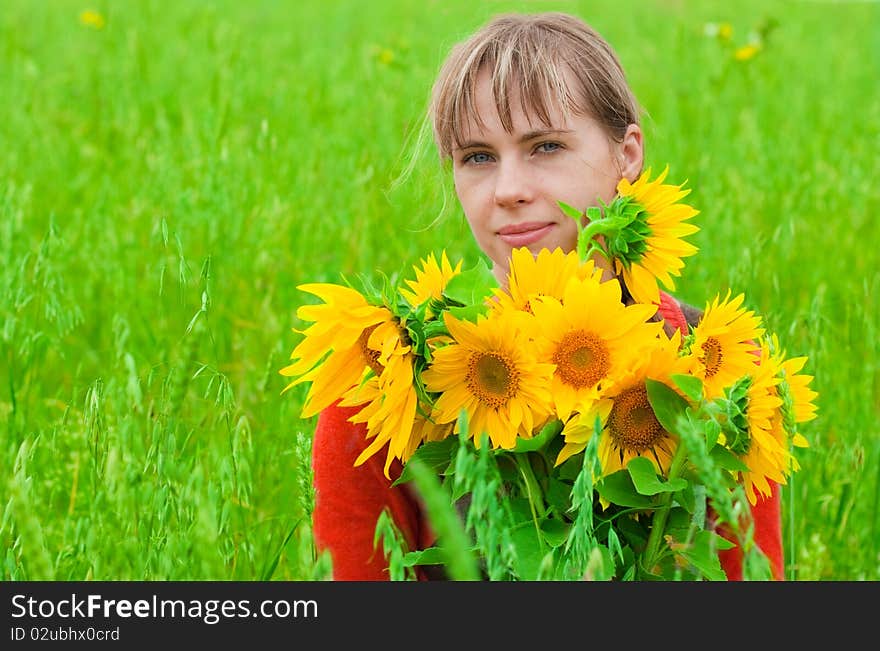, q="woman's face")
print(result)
[451,69,643,285]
